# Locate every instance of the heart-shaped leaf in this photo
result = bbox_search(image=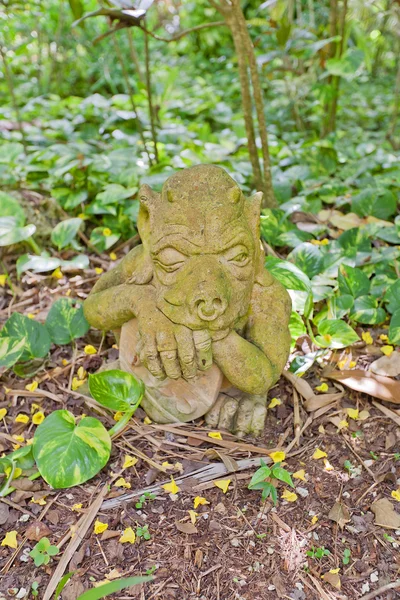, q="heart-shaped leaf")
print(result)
[89,369,144,412]
[0,336,26,369]
[0,217,36,247]
[350,296,386,324]
[33,410,111,488]
[389,309,400,345]
[338,264,370,297]
[0,313,51,362]
[46,298,90,345]
[51,218,83,250]
[316,319,359,349]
